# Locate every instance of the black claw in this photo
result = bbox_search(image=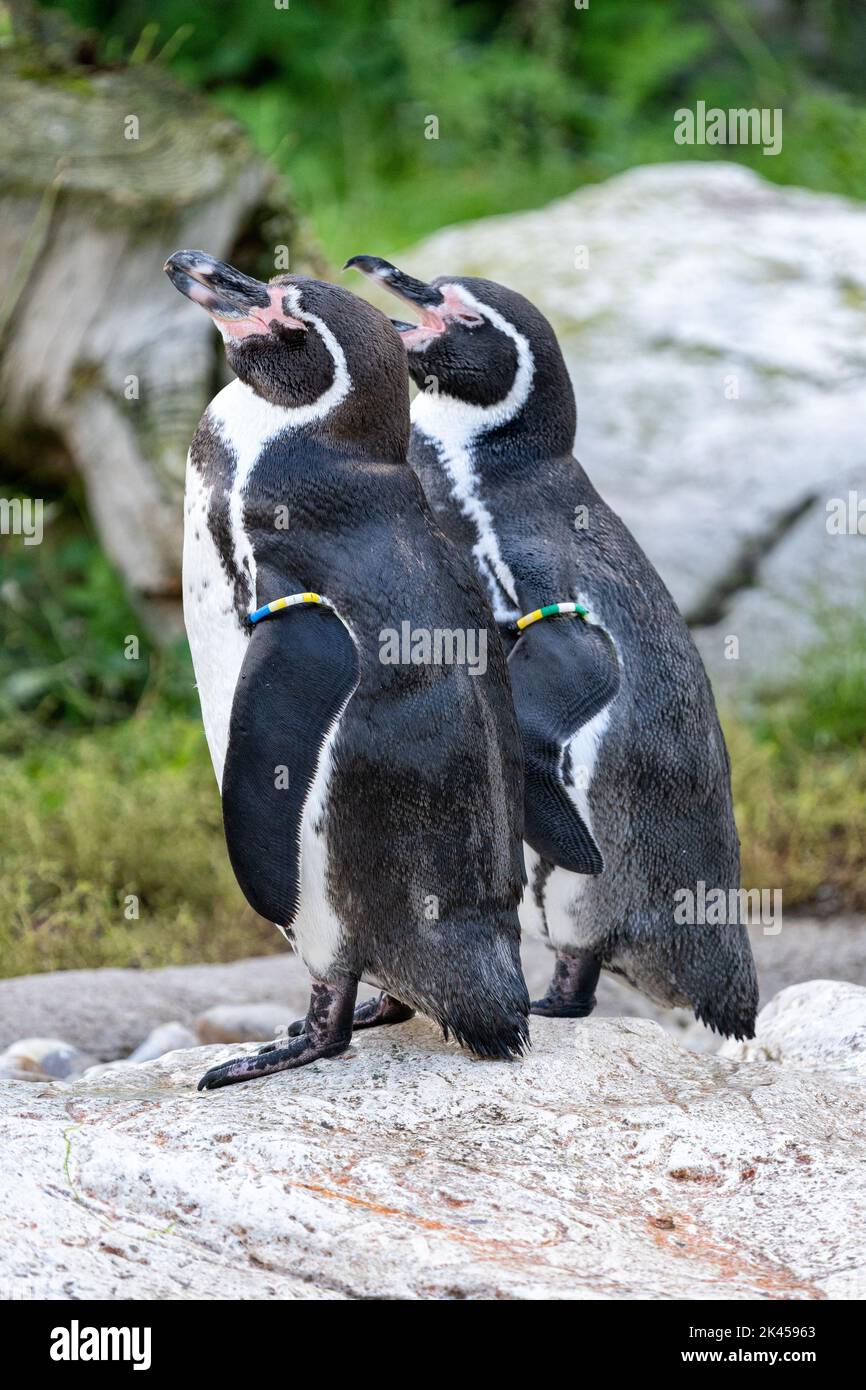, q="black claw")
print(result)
[198,1063,241,1091]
